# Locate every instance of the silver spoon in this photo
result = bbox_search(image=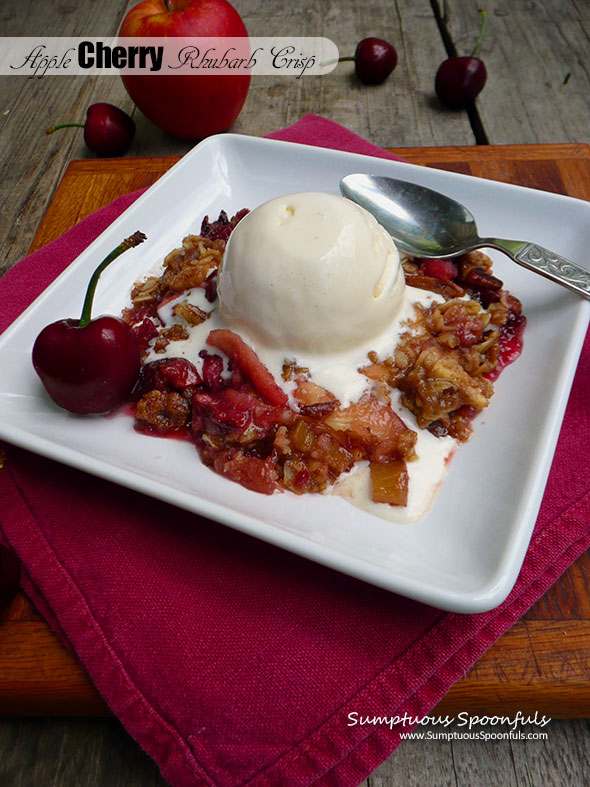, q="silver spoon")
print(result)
[340,173,590,301]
